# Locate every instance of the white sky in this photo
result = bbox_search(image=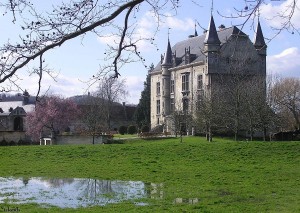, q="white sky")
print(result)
[0,0,299,104]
